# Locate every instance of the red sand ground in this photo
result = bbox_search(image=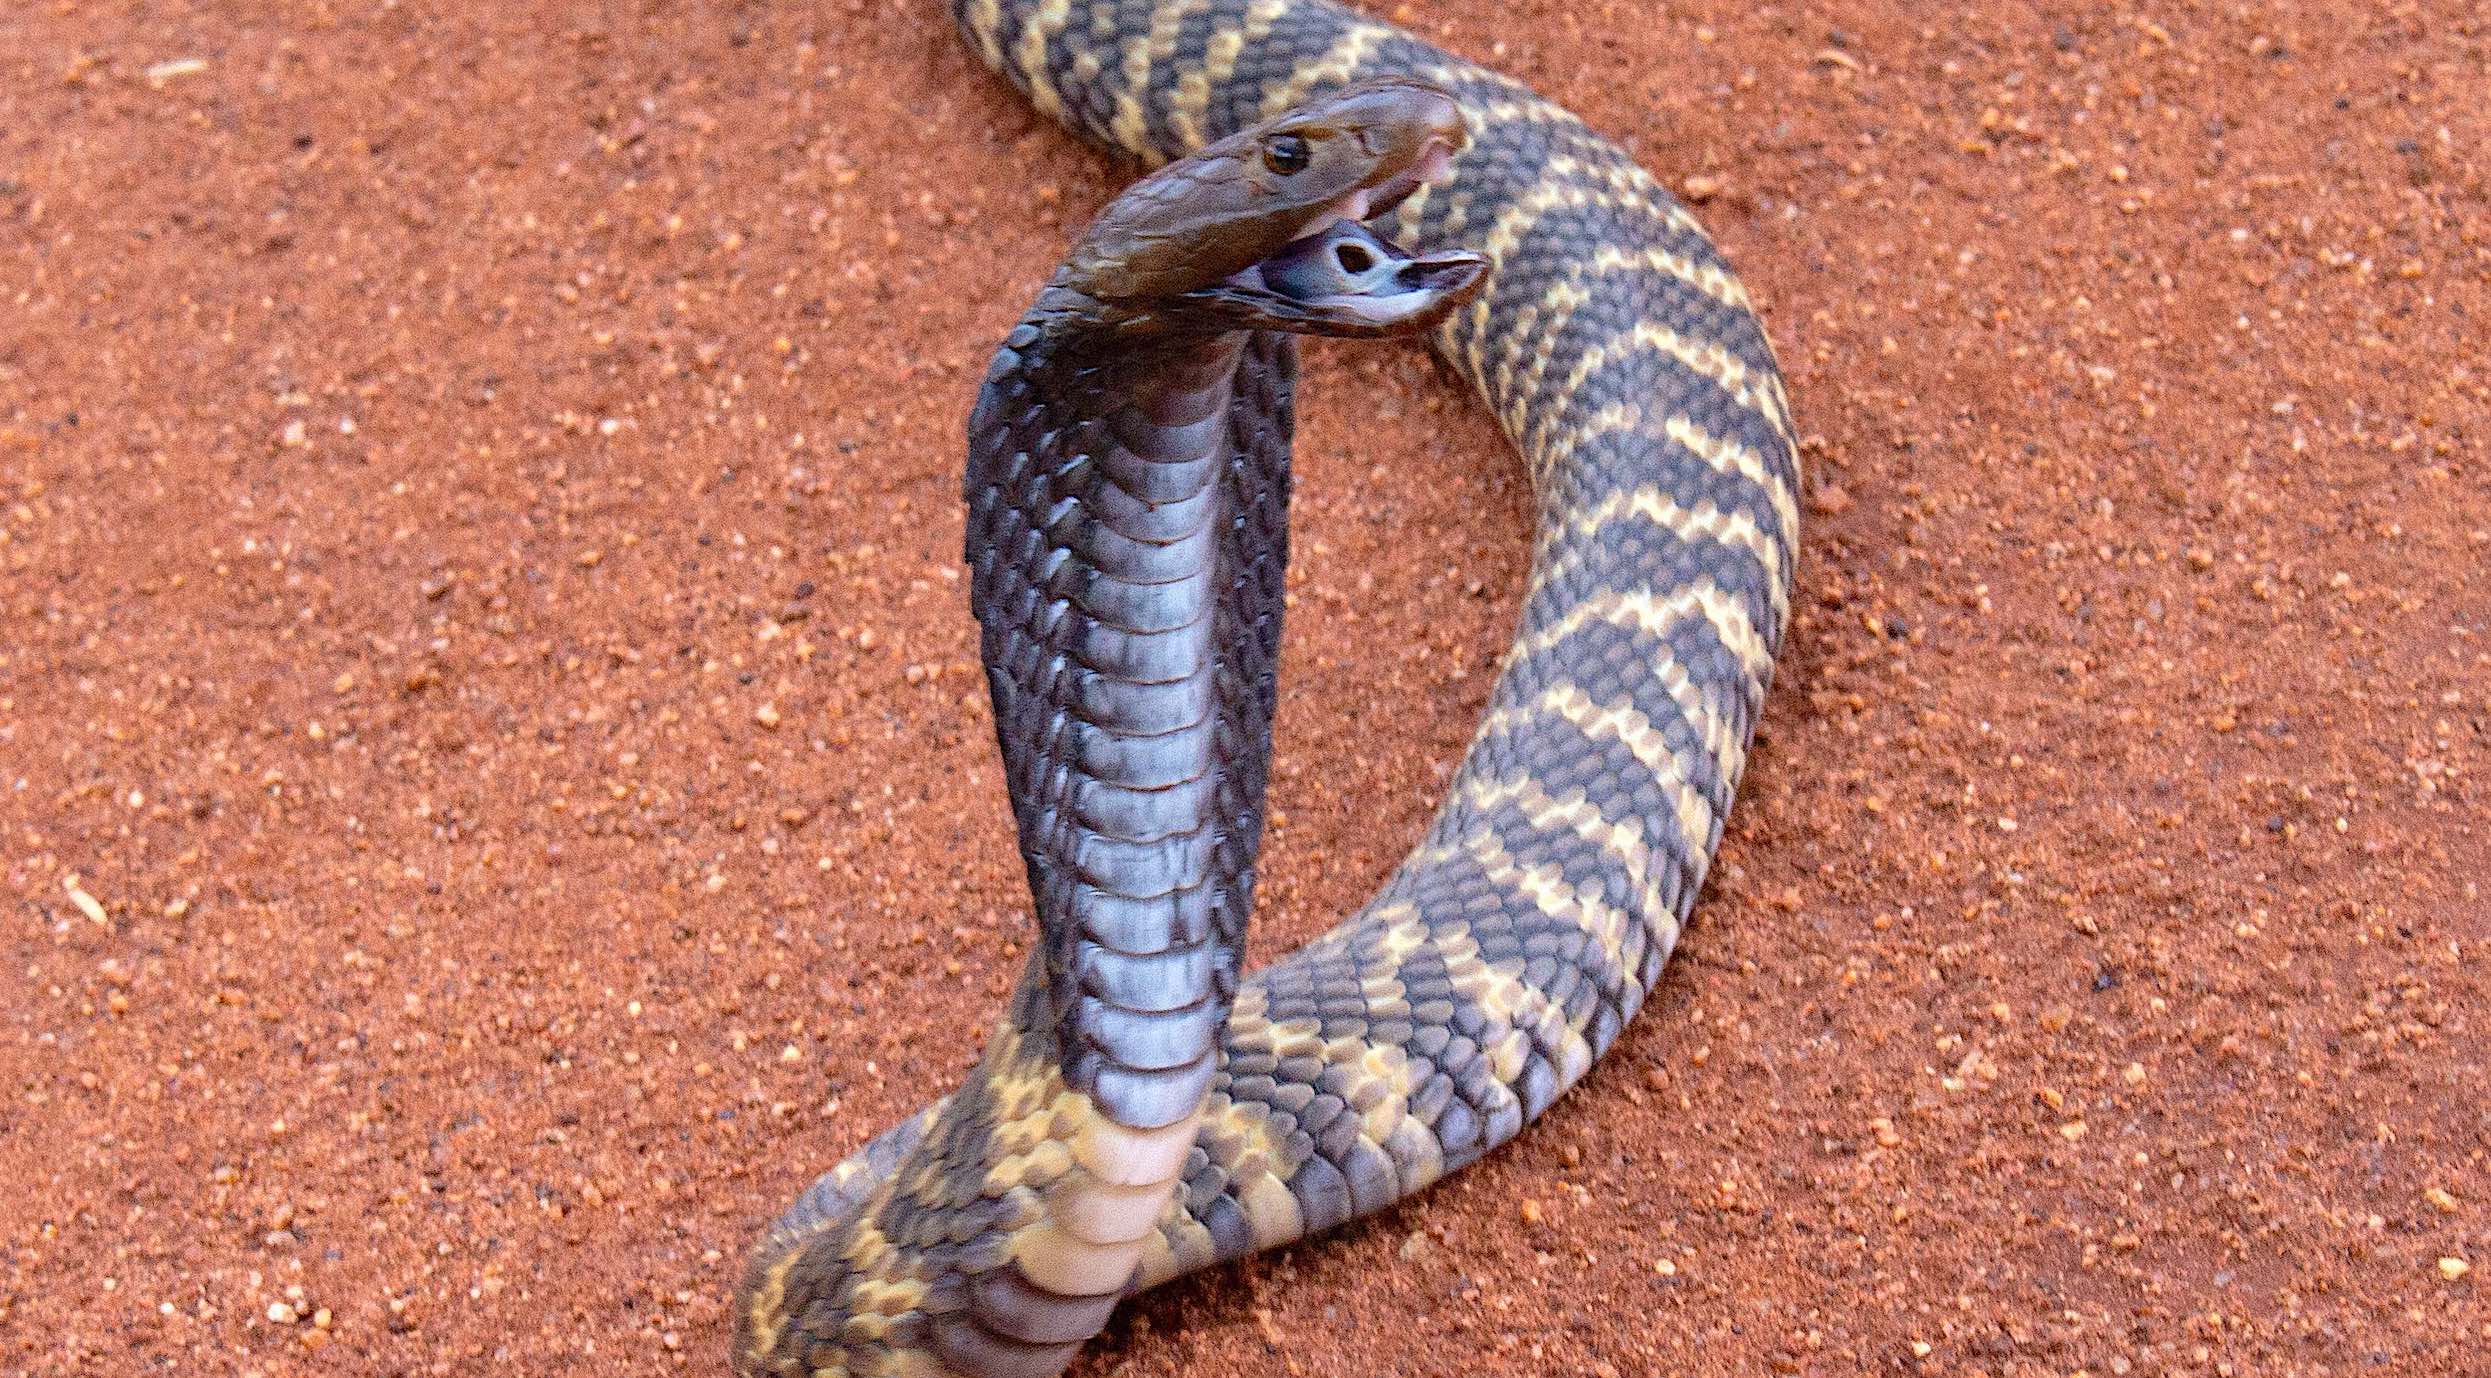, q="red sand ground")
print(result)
[4,2,2485,1375]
